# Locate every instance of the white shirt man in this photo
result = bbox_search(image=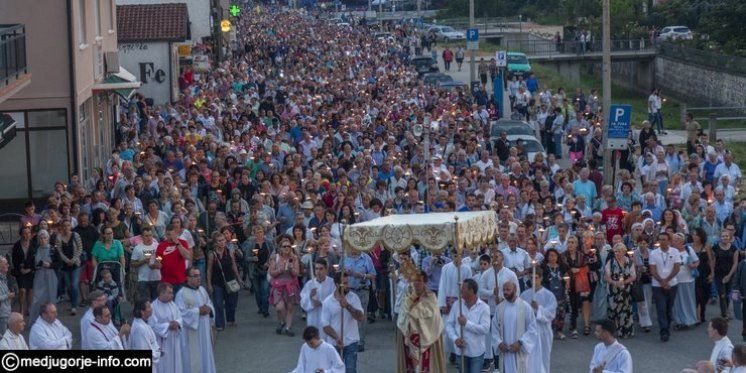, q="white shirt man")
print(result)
[492,282,539,373]
[520,273,558,373]
[0,313,28,350]
[131,230,162,287]
[176,268,216,373]
[81,290,108,349]
[291,326,345,373]
[29,303,72,350]
[300,261,336,331]
[501,241,532,284]
[709,318,734,373]
[321,281,363,347]
[445,279,491,362]
[590,320,632,373]
[150,284,184,373]
[85,305,128,350]
[129,300,161,373]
